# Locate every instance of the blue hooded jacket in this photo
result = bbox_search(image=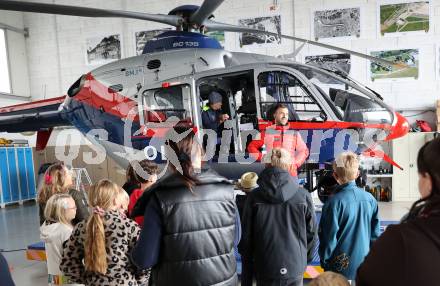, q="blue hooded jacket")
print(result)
[318,181,380,280]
